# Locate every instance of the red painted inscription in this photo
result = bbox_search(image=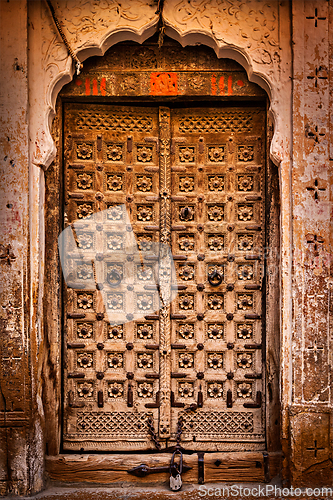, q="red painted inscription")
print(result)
[150,72,178,95]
